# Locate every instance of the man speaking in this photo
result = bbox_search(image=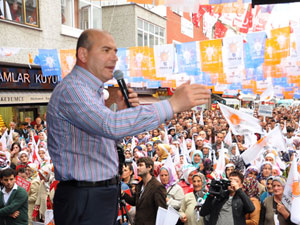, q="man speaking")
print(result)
[47,29,211,225]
